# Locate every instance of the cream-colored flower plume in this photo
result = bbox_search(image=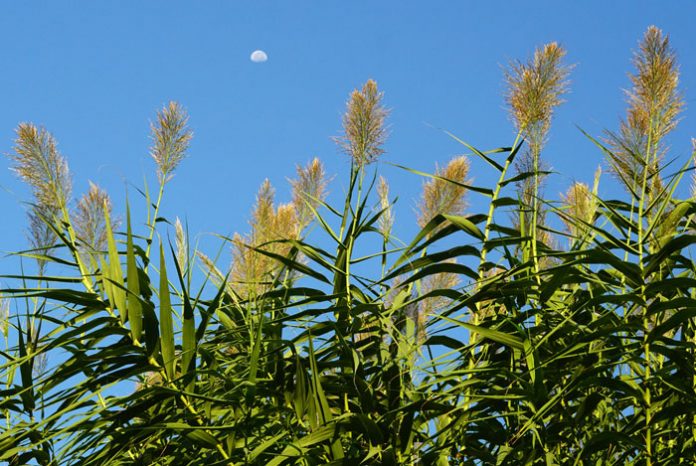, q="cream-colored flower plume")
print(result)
[418,156,470,228]
[231,180,301,297]
[506,42,570,251]
[377,176,393,237]
[9,124,72,209]
[74,182,115,253]
[175,217,188,271]
[561,181,597,239]
[290,157,328,229]
[505,42,570,154]
[8,124,73,274]
[150,101,193,183]
[337,79,388,166]
[605,26,683,199]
